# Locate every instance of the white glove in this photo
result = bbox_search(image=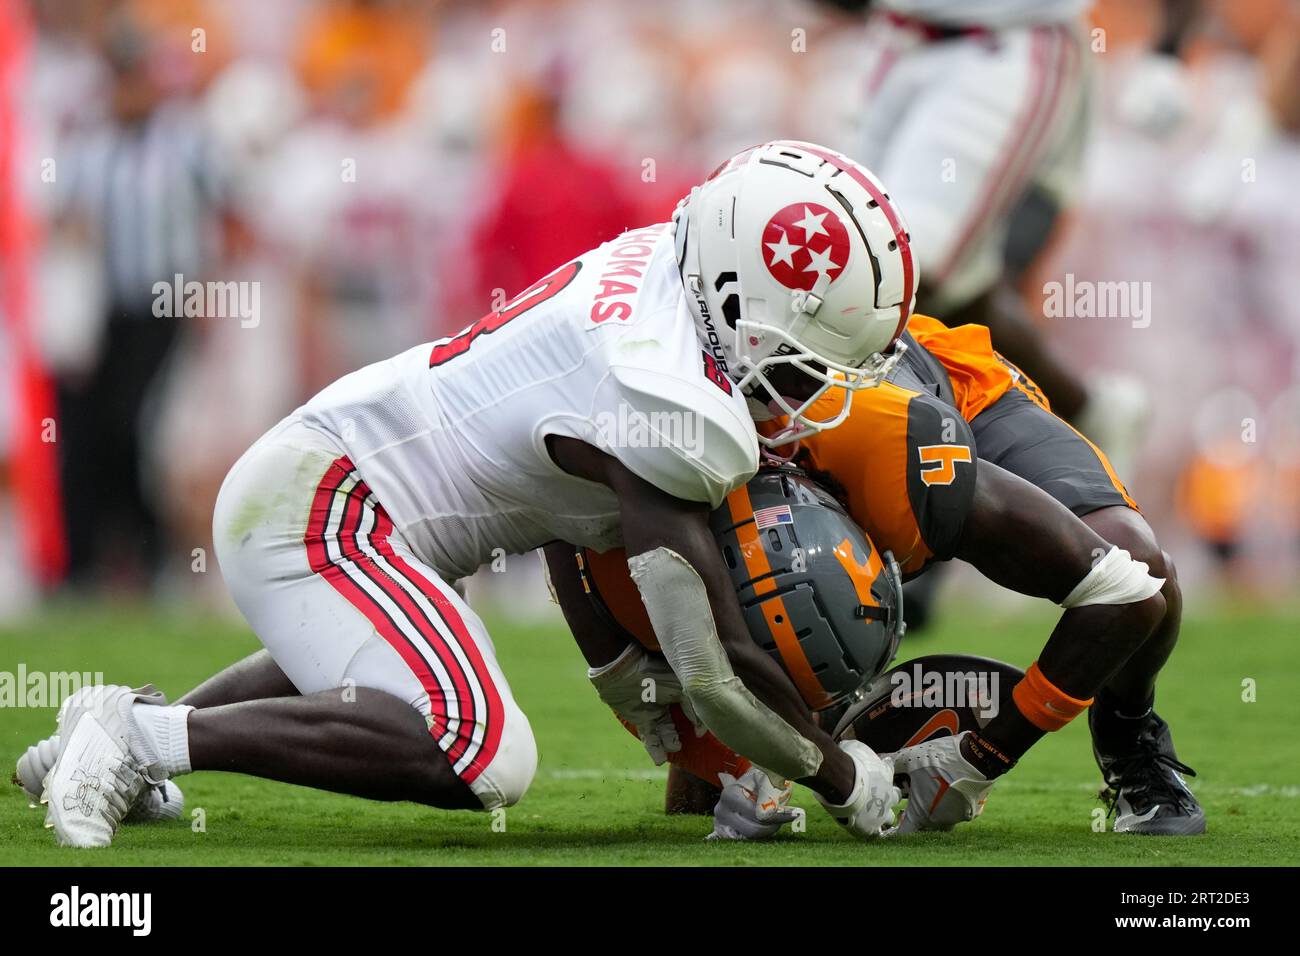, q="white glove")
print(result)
[707,767,801,841]
[588,644,700,765]
[815,740,901,840]
[883,731,995,835]
[1117,53,1192,139]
